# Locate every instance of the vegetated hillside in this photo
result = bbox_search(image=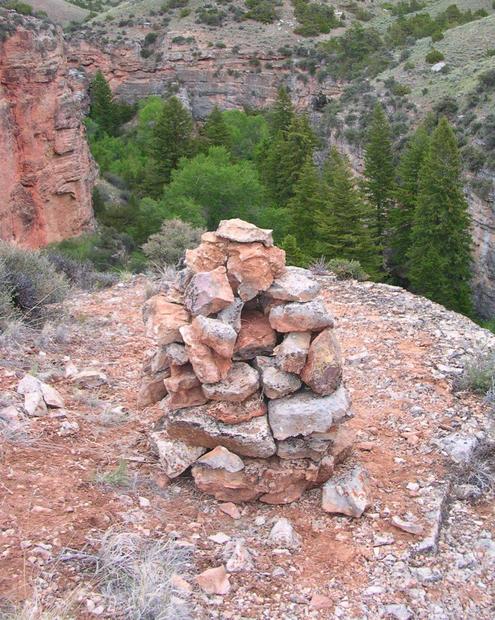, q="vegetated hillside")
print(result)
[27,0,88,23]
